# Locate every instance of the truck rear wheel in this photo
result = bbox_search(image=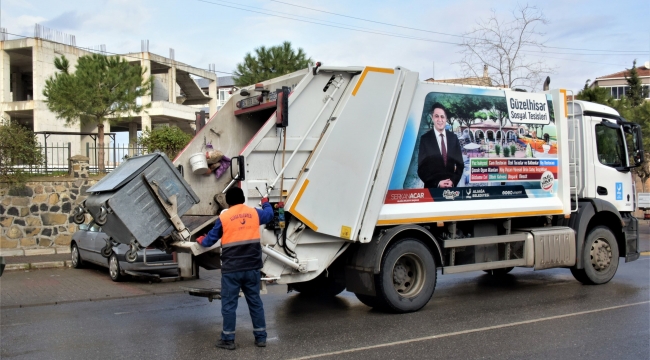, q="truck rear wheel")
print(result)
[570,226,619,285]
[376,238,436,313]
